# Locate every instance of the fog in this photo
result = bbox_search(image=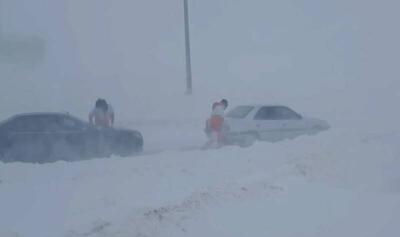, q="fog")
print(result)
[1,0,399,129]
[2,2,400,236]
